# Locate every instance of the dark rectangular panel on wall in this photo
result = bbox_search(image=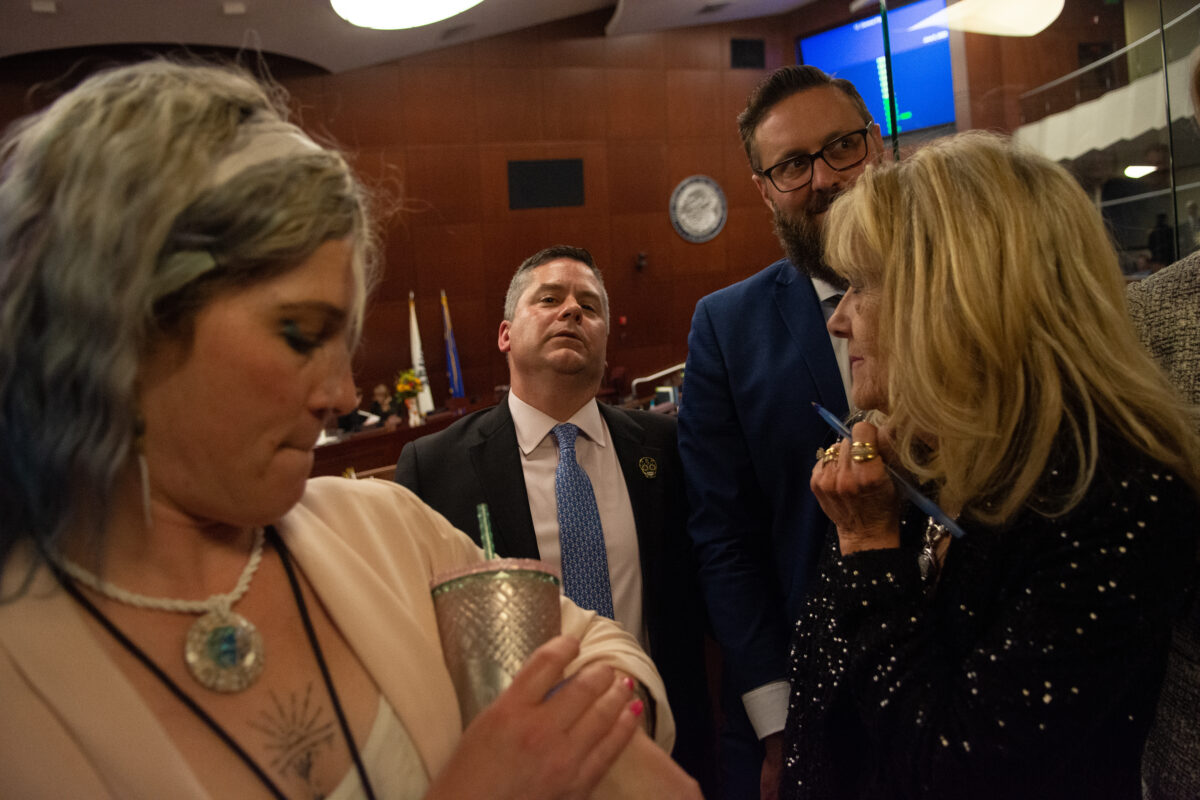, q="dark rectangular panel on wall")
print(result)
[507,158,585,209]
[730,38,765,69]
